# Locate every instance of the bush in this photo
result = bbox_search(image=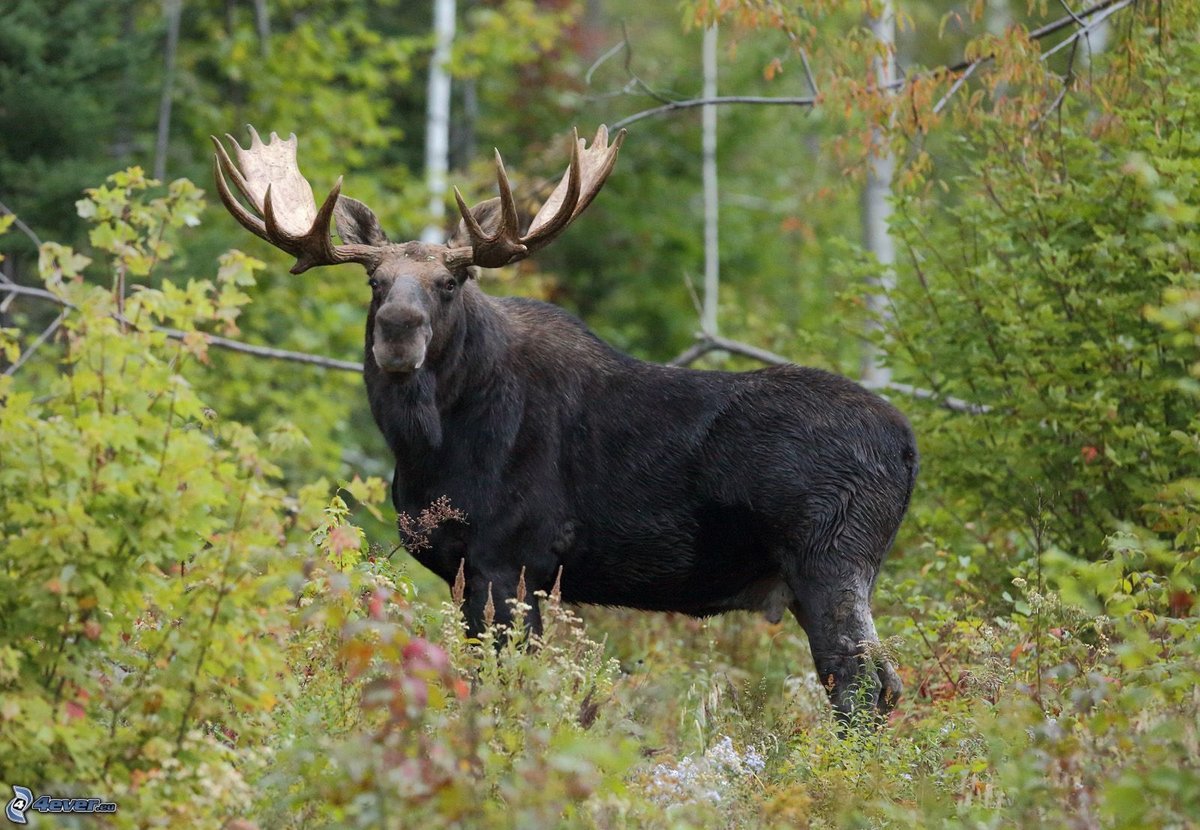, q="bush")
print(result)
[881,43,1200,572]
[0,170,302,823]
